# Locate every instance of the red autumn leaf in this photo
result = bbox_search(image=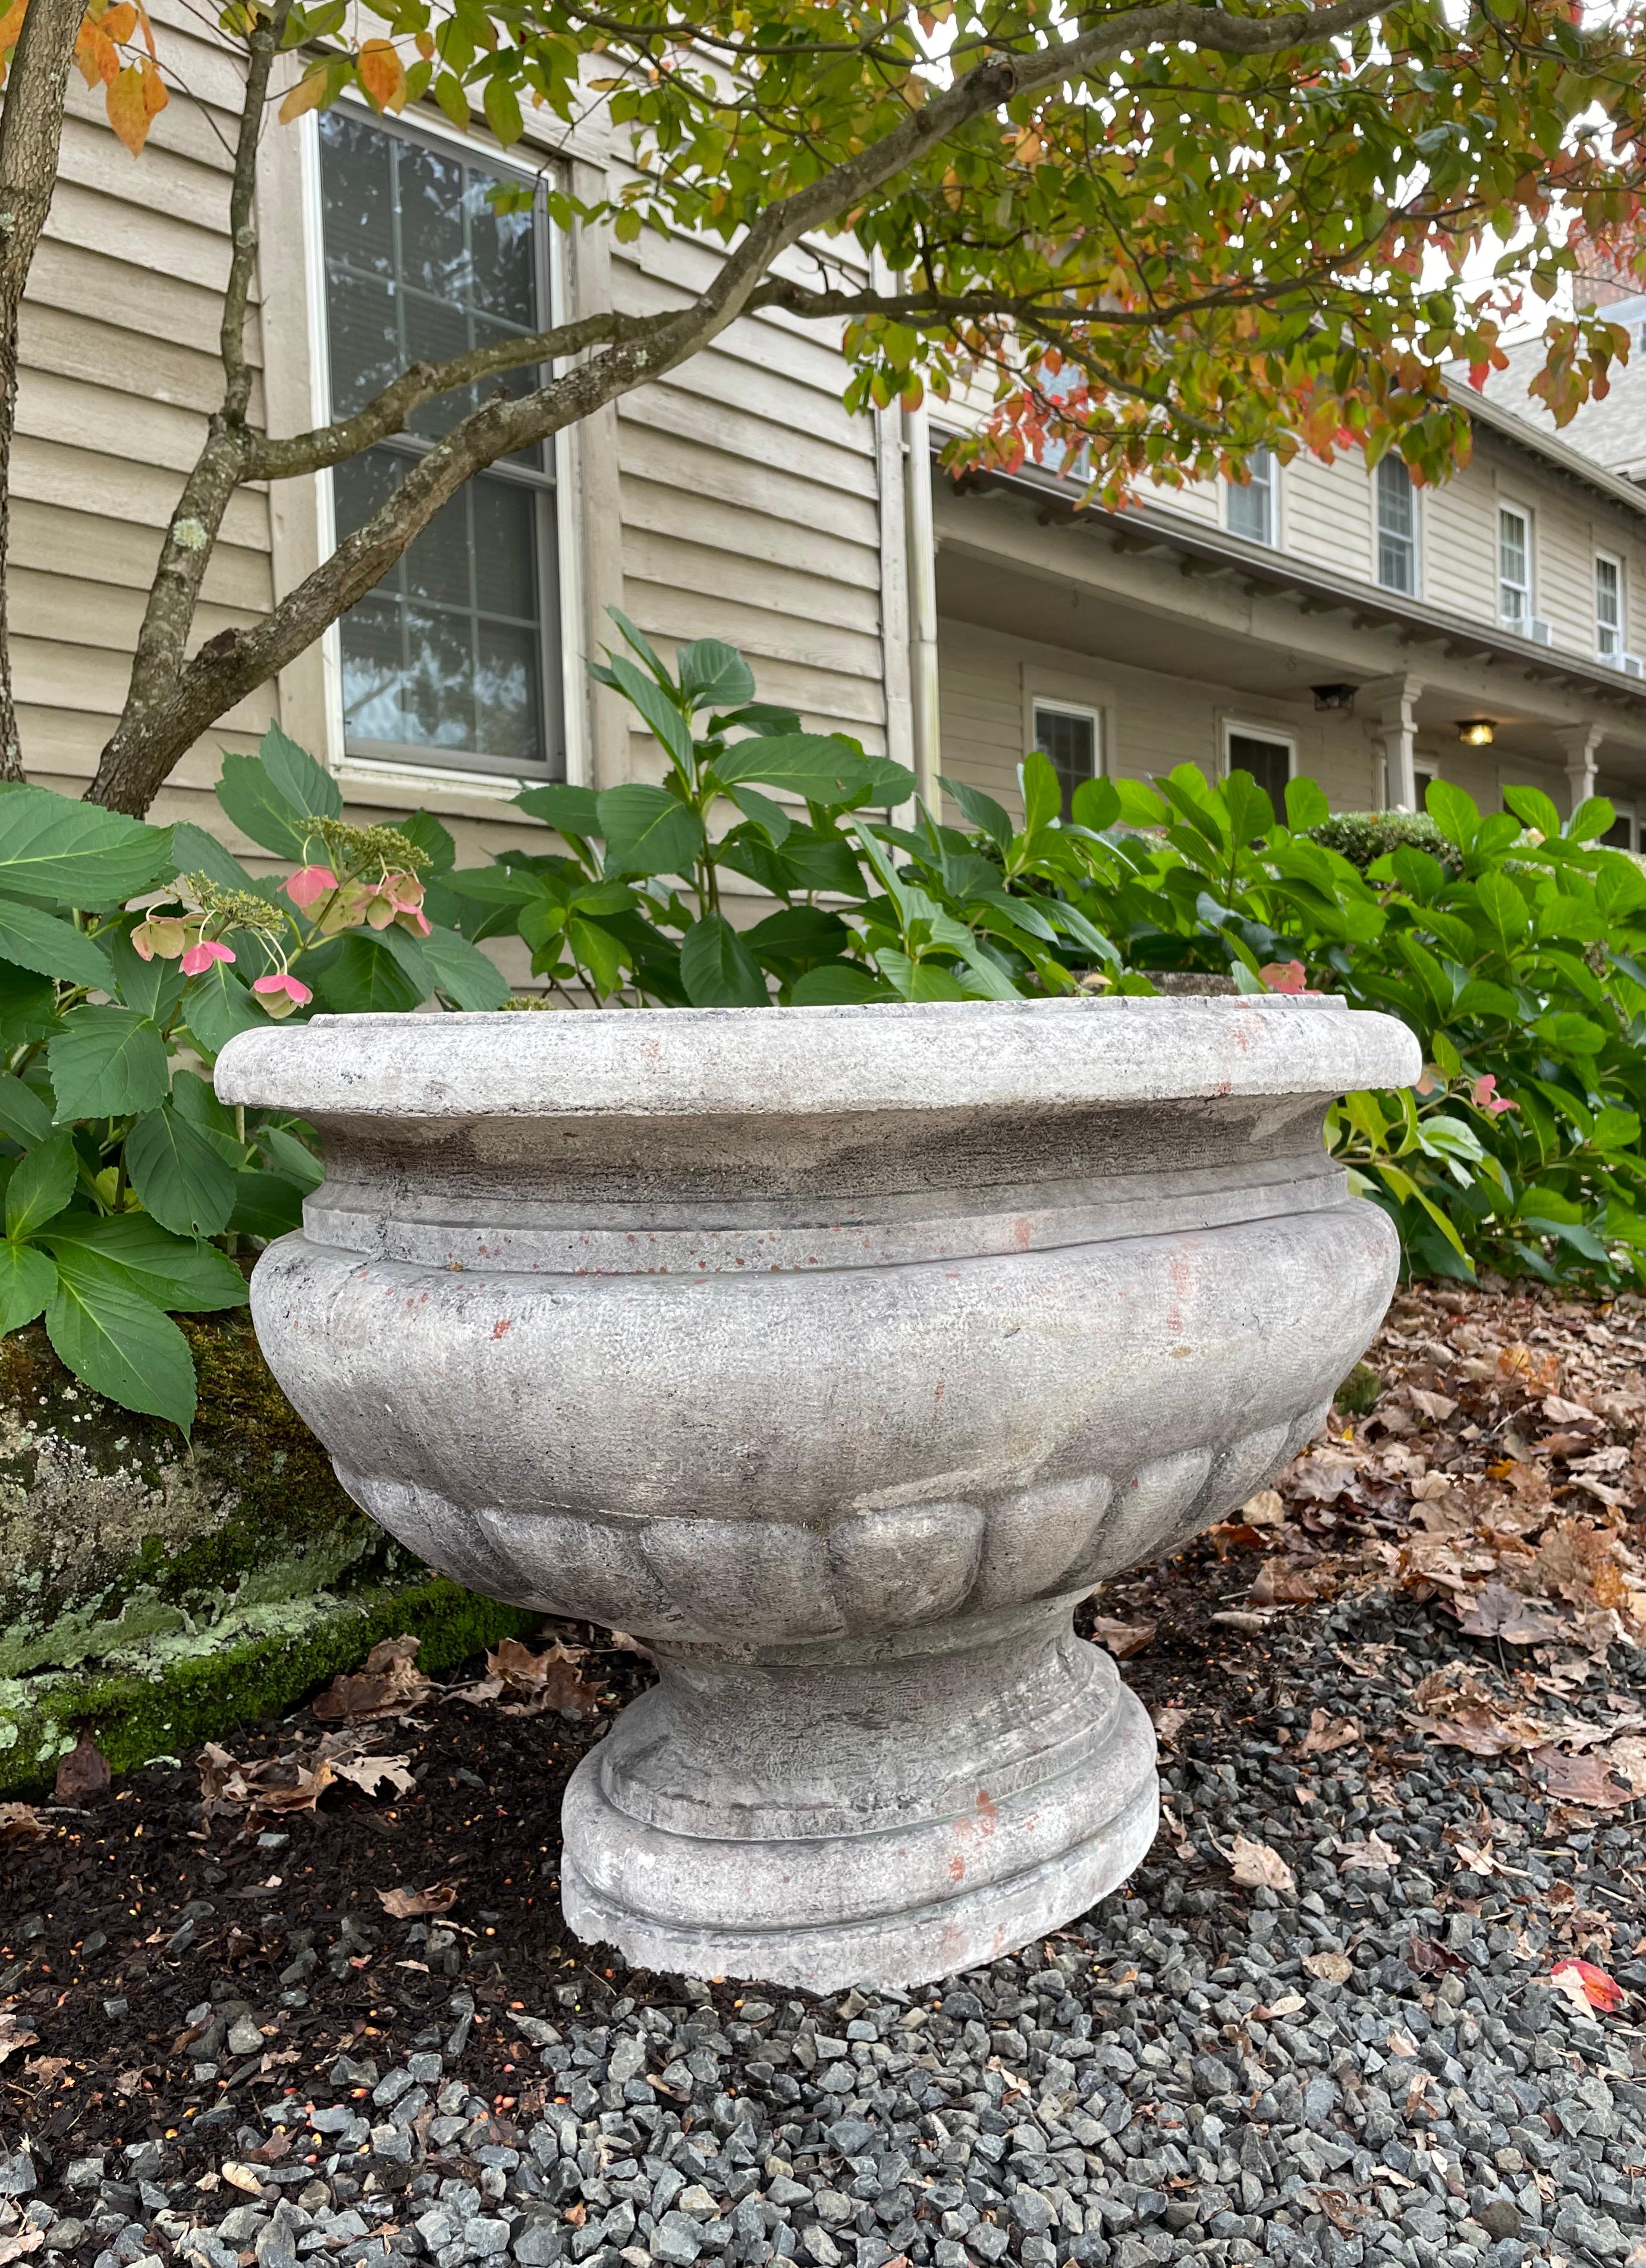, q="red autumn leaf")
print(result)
[1550,1958,1625,2013]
